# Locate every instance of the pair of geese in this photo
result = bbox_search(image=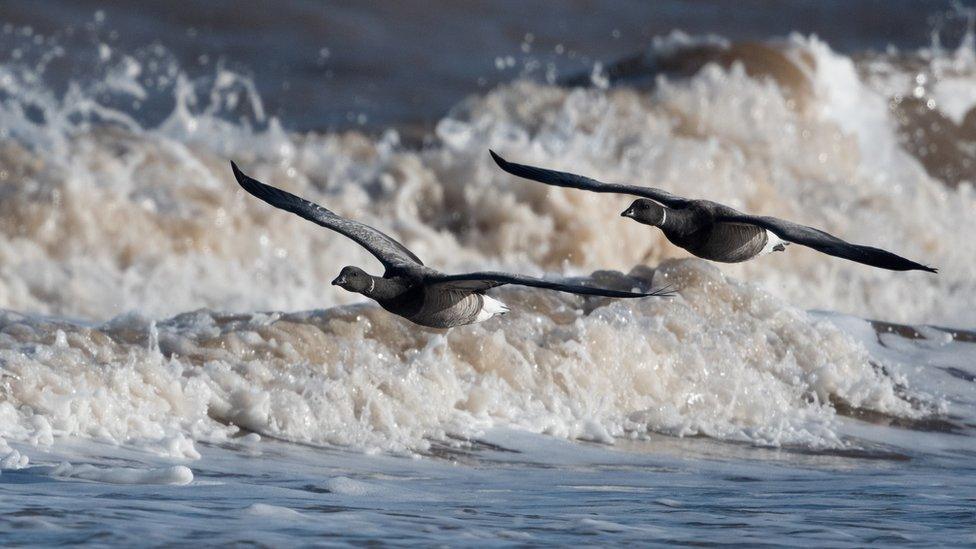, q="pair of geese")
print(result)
[230,152,935,329]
